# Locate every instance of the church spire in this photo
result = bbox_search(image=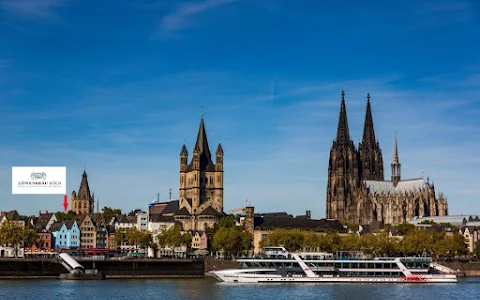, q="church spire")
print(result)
[191,112,215,171]
[362,93,376,146]
[393,131,399,164]
[194,117,212,160]
[336,90,351,144]
[391,132,401,186]
[78,171,92,200]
